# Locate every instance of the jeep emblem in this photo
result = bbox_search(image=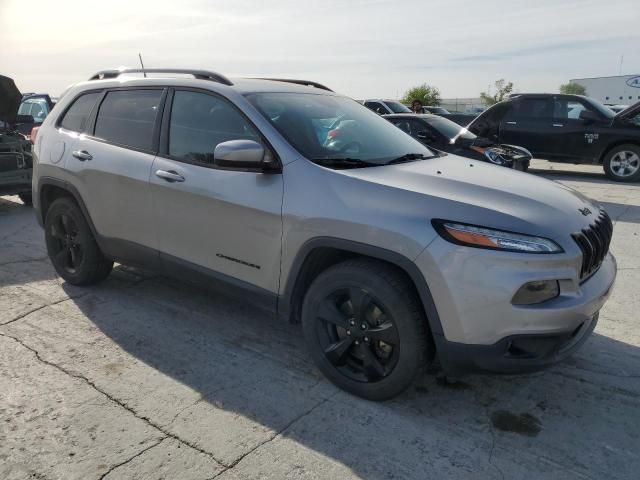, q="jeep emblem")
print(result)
[579,207,592,216]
